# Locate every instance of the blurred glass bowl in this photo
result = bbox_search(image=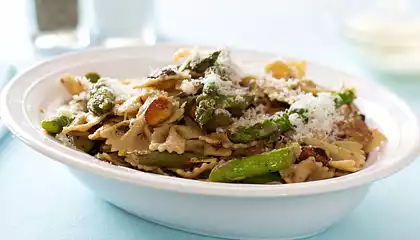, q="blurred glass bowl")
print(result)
[324,0,420,75]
